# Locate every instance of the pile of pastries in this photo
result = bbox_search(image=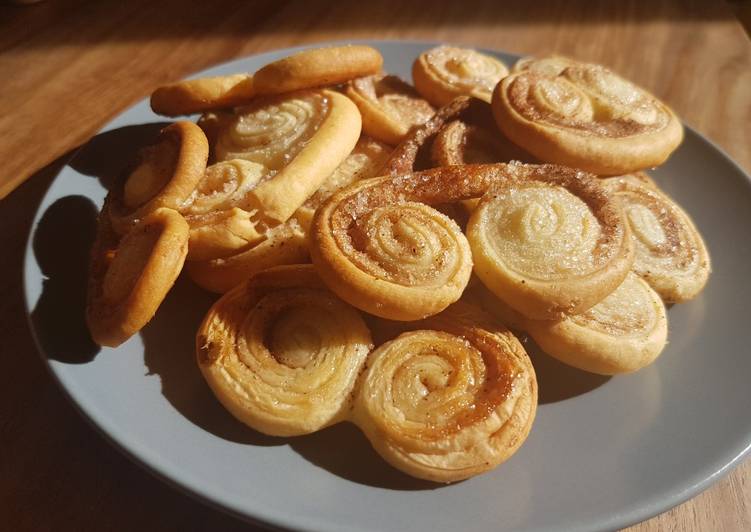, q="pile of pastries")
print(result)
[85,44,710,483]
